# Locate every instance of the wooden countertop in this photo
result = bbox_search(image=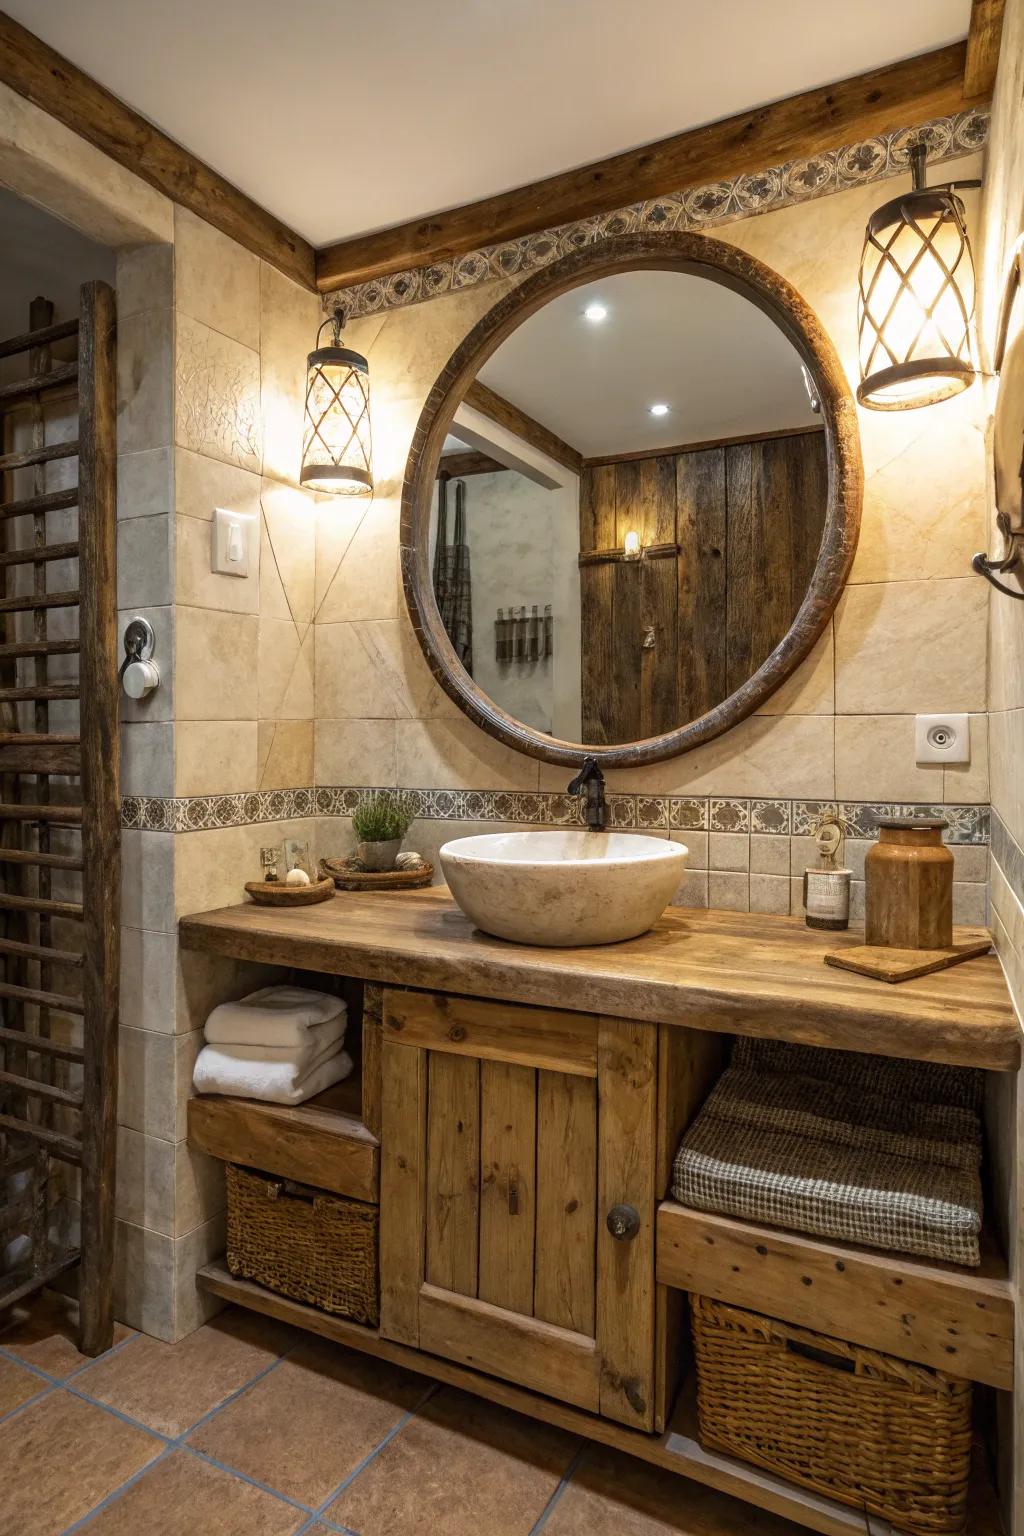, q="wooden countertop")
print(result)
[178,888,1020,1071]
